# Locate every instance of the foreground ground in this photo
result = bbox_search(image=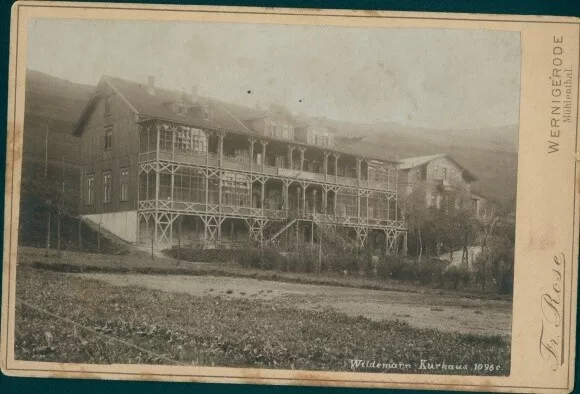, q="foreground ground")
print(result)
[15,263,511,375]
[79,273,511,337]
